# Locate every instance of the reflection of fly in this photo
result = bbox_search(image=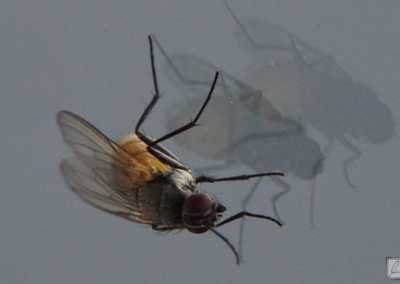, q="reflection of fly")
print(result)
[57,35,284,265]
